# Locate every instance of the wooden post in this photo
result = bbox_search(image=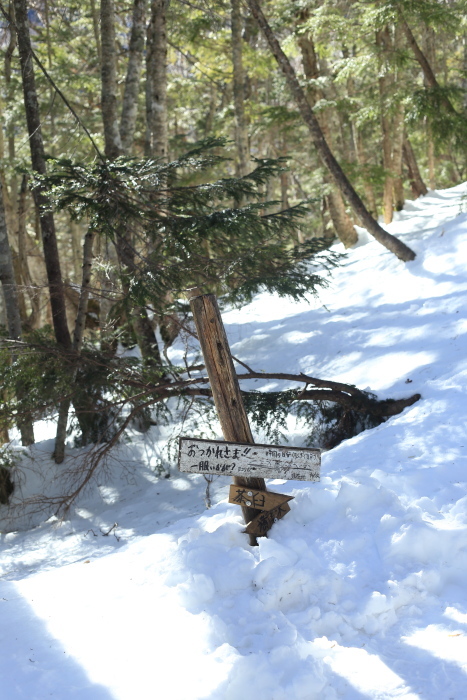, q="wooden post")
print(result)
[188,290,266,545]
